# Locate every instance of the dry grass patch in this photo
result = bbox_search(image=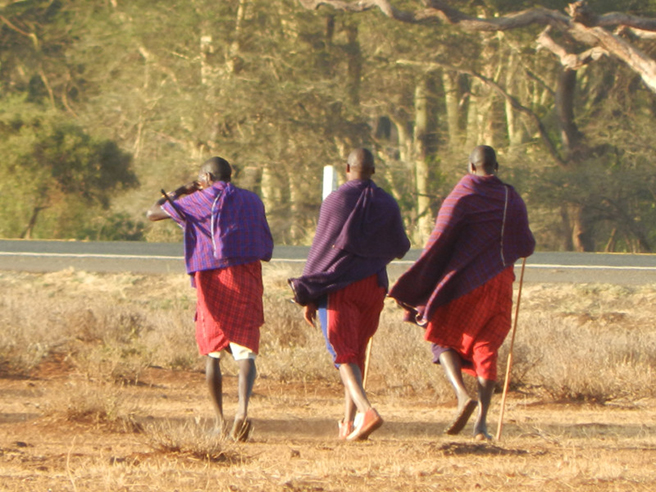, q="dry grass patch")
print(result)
[142,419,239,463]
[42,379,142,433]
